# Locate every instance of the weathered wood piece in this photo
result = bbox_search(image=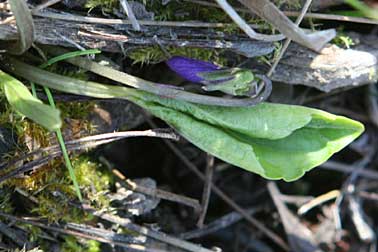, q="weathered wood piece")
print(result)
[0,13,275,58]
[272,40,378,92]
